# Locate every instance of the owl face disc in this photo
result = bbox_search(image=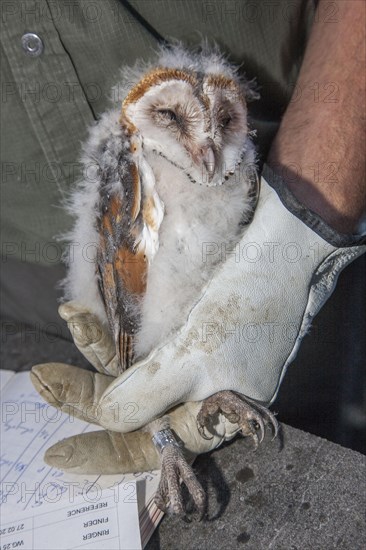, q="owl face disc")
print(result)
[122,67,249,187]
